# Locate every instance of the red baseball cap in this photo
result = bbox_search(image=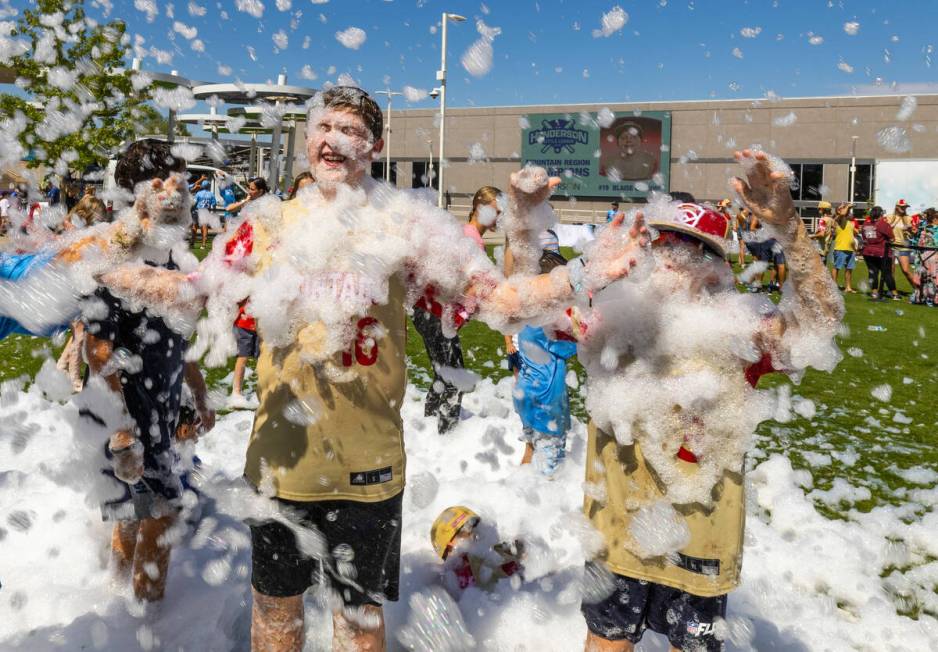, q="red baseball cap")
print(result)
[896,199,911,208]
[647,203,730,258]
